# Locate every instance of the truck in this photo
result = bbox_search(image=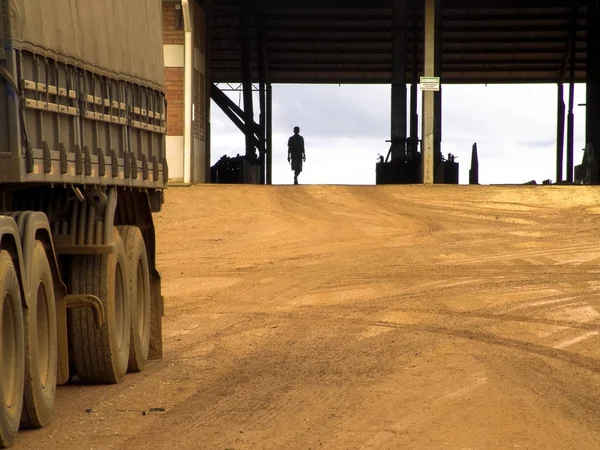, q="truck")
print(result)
[0,1,167,447]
